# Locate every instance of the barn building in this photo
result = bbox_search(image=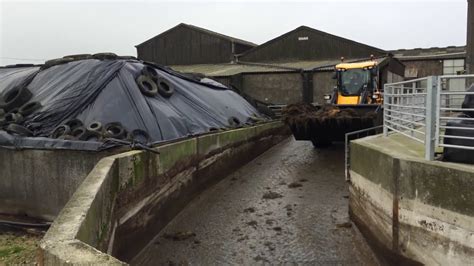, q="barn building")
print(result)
[135,23,257,65]
[390,46,467,79]
[137,24,404,105]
